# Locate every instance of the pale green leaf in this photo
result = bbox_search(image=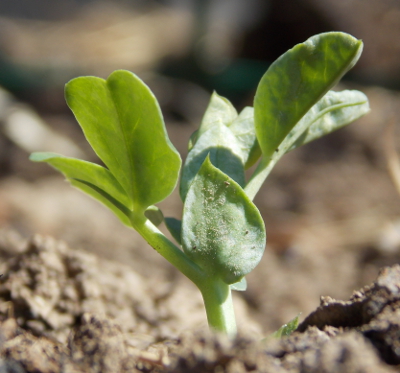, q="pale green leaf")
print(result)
[180,121,245,200]
[197,92,237,140]
[287,90,369,151]
[254,32,363,160]
[181,156,266,284]
[65,70,181,213]
[228,107,261,169]
[30,152,131,225]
